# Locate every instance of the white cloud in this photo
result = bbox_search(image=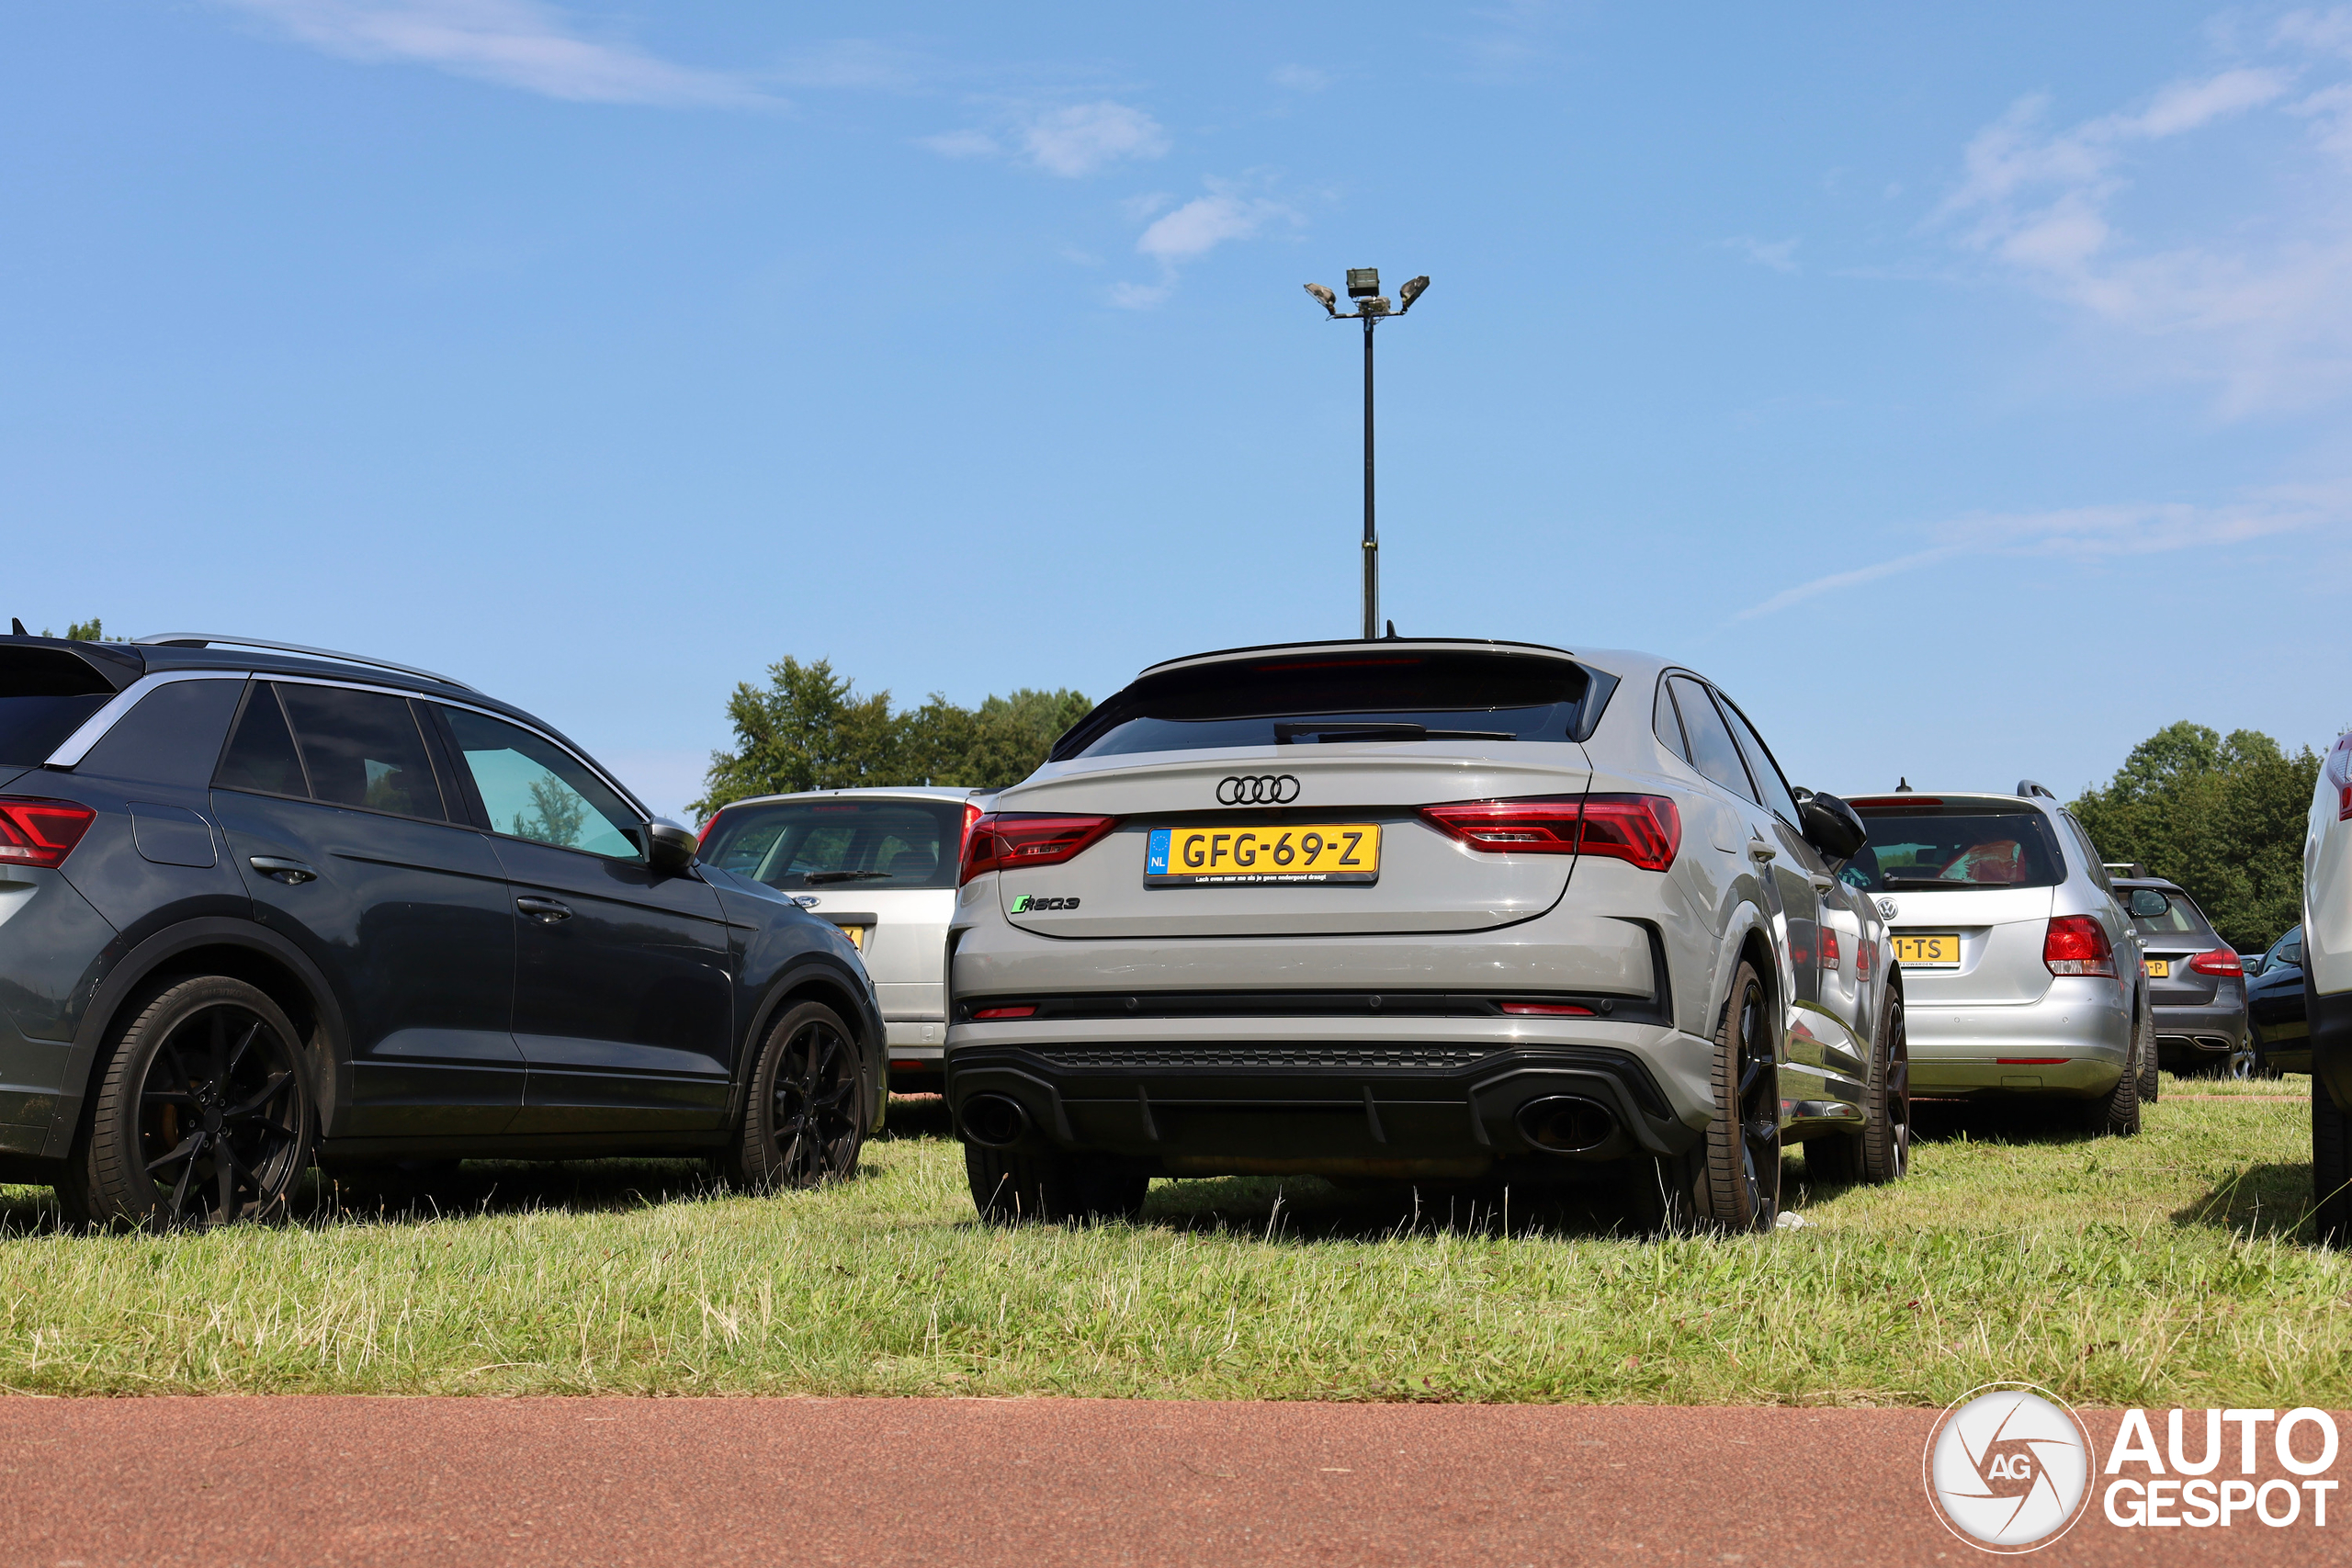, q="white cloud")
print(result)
[1020,101,1170,177]
[1721,235,1800,274]
[916,129,999,159]
[1741,488,2348,619]
[1136,193,1284,261]
[1108,281,1172,310]
[214,0,760,106]
[1270,64,1330,92]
